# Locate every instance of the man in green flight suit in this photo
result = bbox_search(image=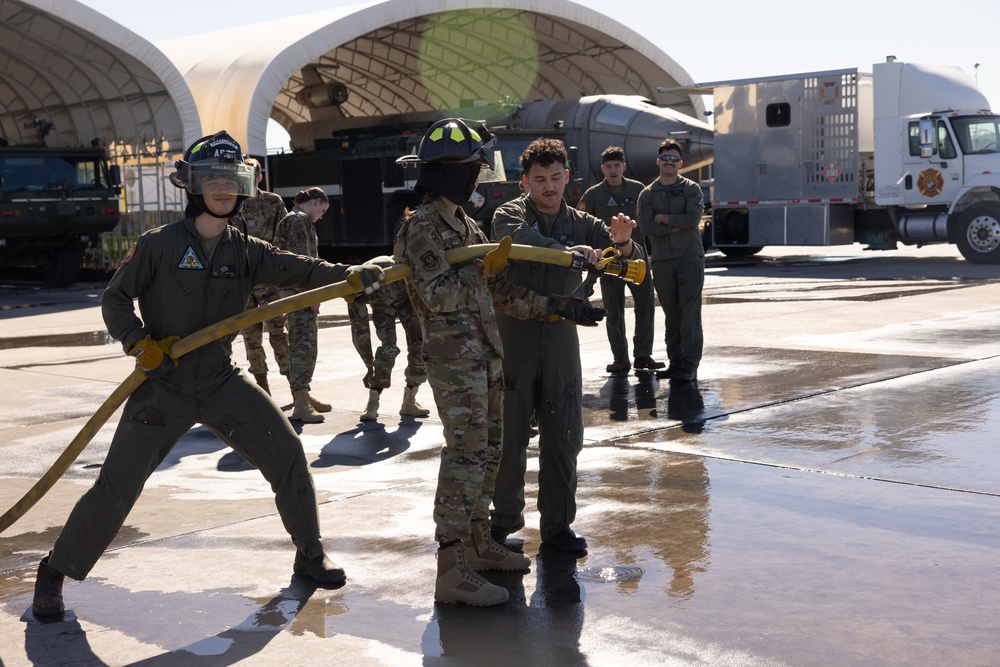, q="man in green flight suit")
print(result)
[578,146,662,375]
[490,137,641,555]
[637,139,706,382]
